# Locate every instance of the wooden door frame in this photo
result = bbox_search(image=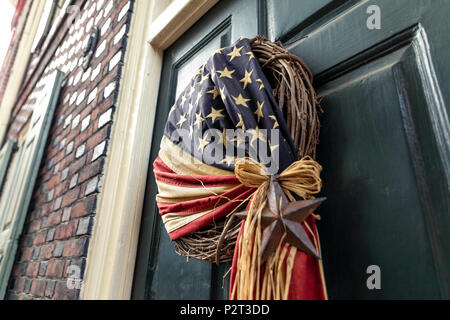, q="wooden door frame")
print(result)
[81,0,219,300]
